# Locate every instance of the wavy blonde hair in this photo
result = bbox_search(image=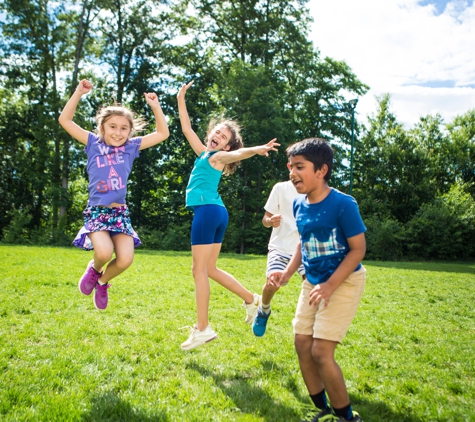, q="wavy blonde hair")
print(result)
[95,104,147,139]
[207,118,244,175]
